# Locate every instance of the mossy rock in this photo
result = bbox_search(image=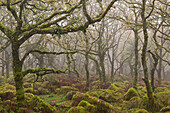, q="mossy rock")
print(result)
[37,87,49,95]
[154,87,168,93]
[25,88,33,93]
[121,96,143,109]
[30,95,56,113]
[99,90,117,103]
[86,89,104,98]
[124,88,138,100]
[0,91,15,101]
[160,106,170,112]
[155,91,170,106]
[134,109,149,113]
[82,94,114,113]
[78,100,97,112]
[24,83,33,88]
[56,86,79,94]
[108,84,119,91]
[67,106,86,113]
[66,91,77,100]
